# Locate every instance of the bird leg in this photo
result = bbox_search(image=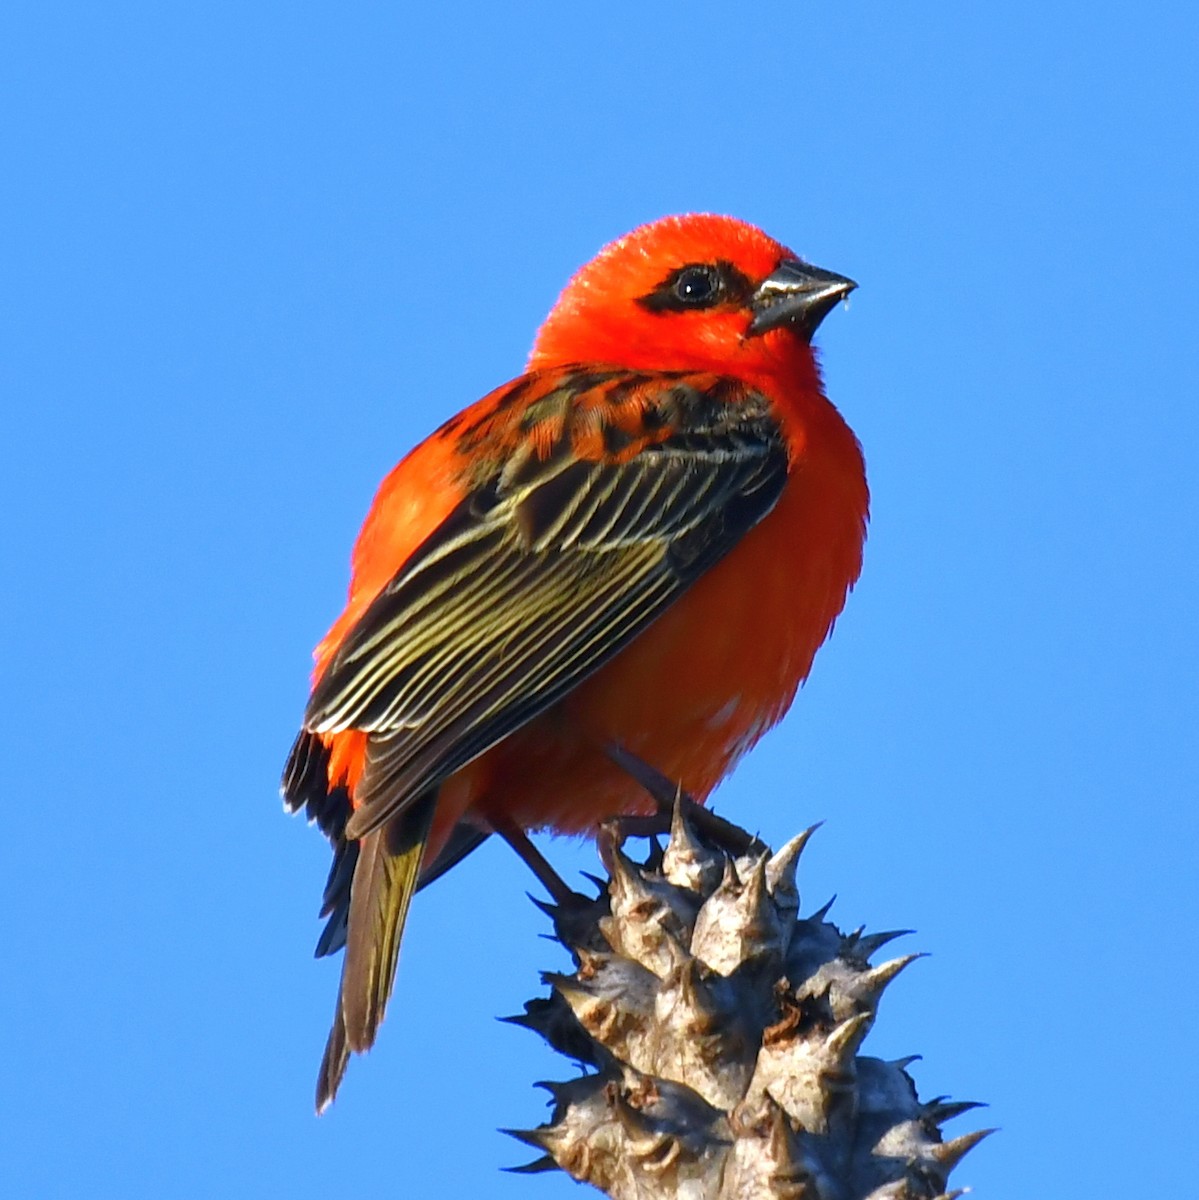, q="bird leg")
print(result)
[491,814,579,907]
[603,743,767,857]
[491,815,613,953]
[492,744,768,906]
